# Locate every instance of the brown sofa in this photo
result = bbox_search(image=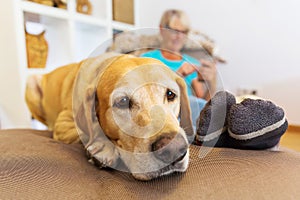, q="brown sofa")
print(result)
[1,129,300,199]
